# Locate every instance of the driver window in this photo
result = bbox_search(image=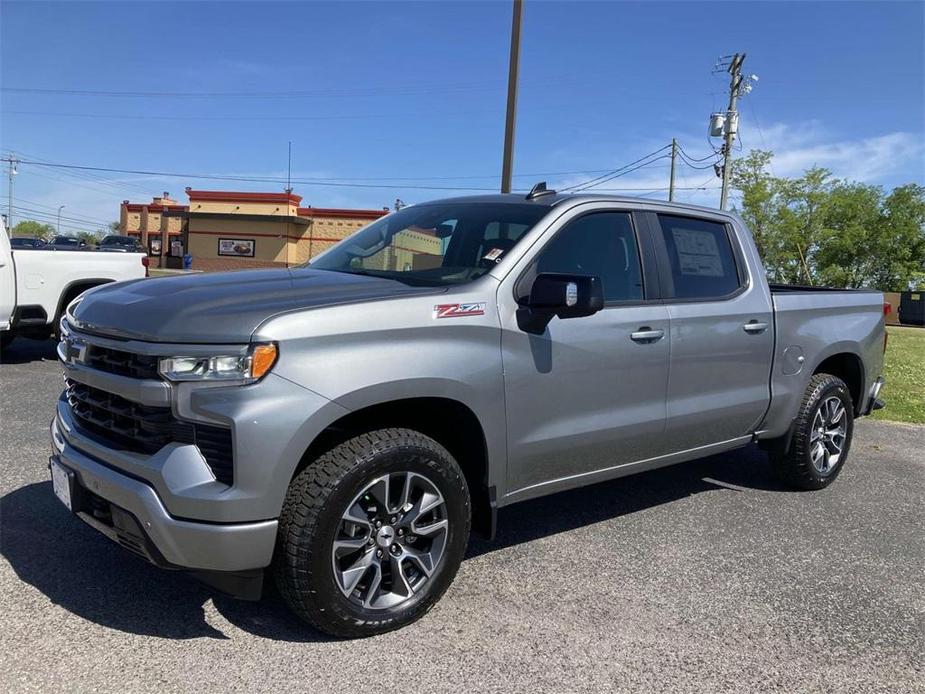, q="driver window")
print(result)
[534,212,643,302]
